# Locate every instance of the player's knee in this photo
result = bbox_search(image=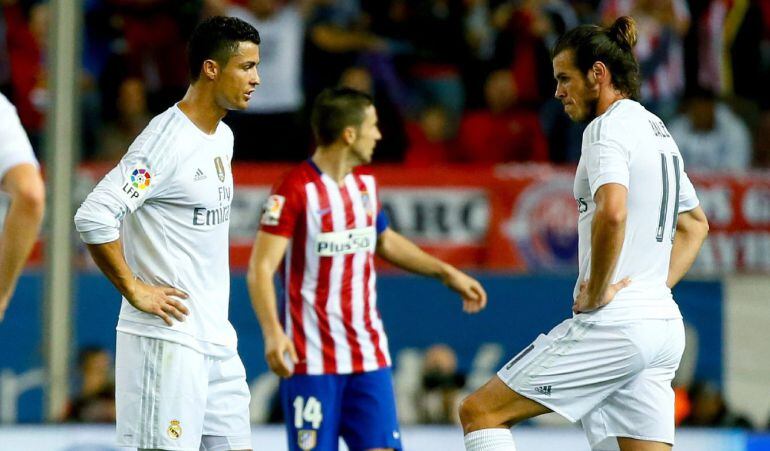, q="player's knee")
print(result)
[459,393,486,430]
